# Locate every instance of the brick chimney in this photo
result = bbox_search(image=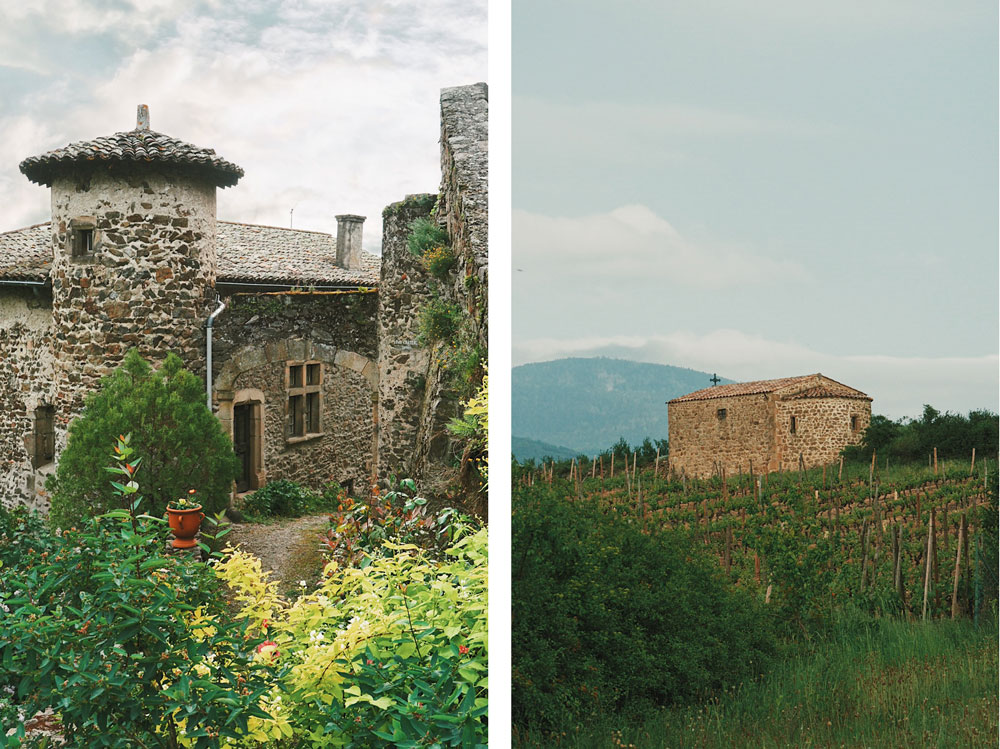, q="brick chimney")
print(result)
[335,214,365,270]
